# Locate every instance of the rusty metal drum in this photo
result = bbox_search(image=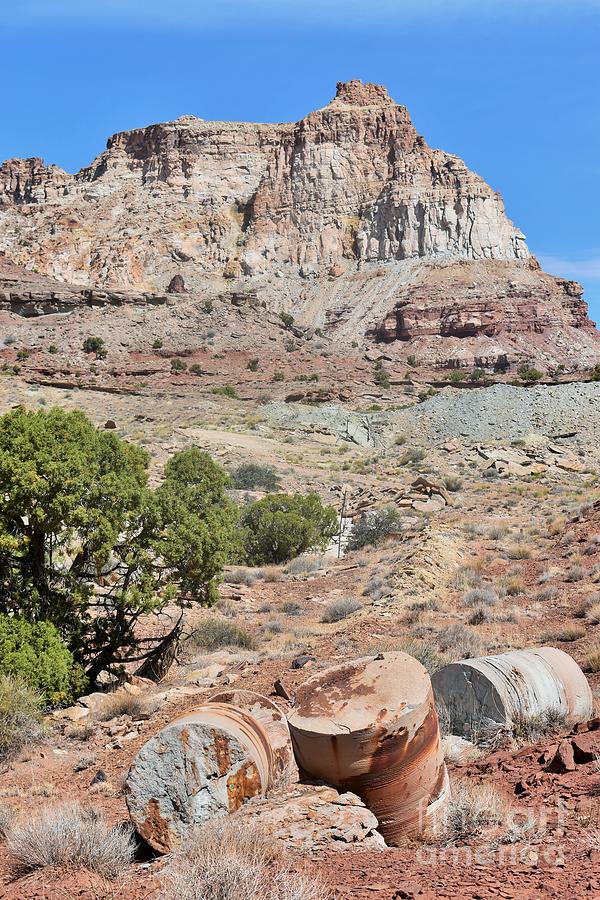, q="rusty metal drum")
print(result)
[286,652,449,845]
[125,693,292,853]
[432,646,593,740]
